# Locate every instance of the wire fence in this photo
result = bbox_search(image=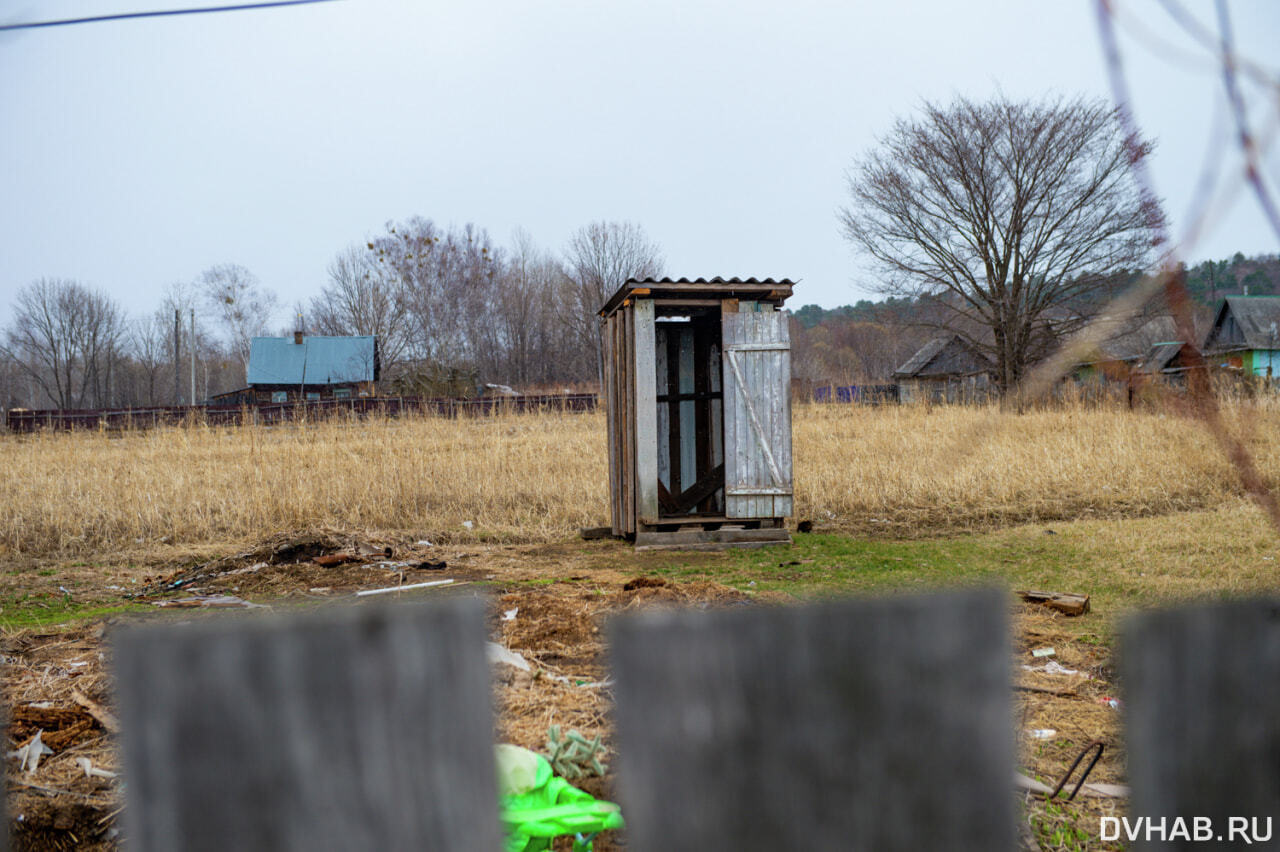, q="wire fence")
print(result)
[3,393,598,433]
